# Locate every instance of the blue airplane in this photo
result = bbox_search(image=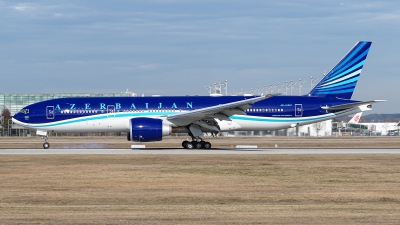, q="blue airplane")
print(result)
[13,41,384,149]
